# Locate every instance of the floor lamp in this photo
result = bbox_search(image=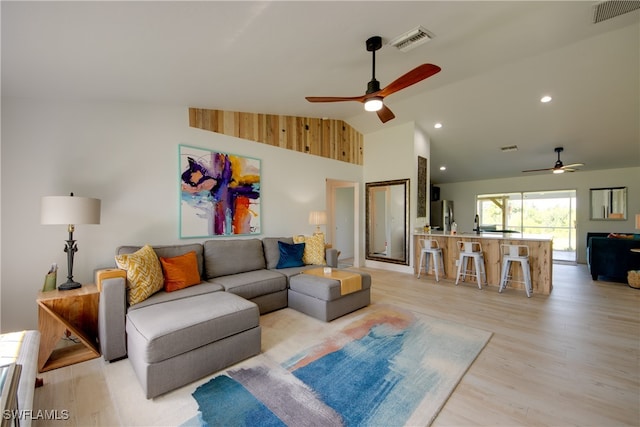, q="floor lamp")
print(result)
[41,193,101,290]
